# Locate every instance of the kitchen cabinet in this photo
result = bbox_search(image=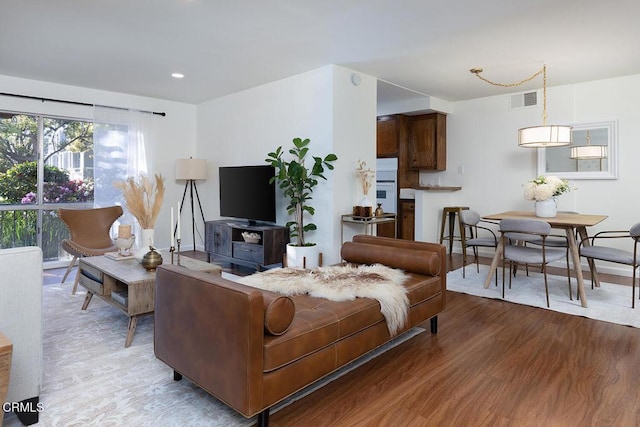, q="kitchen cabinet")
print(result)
[407,113,446,170]
[376,116,400,157]
[376,220,396,238]
[398,199,415,240]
